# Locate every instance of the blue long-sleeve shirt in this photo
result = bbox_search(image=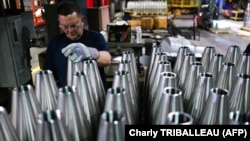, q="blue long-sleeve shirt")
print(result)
[43,29,109,90]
